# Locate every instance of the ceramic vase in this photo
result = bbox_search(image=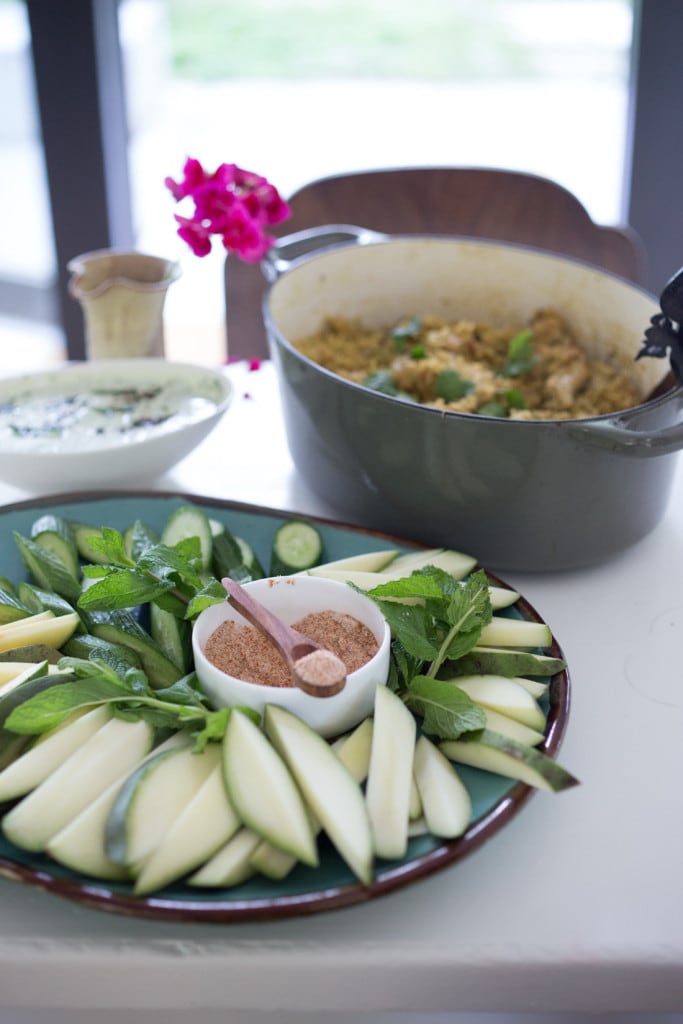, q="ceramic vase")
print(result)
[68,250,181,359]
